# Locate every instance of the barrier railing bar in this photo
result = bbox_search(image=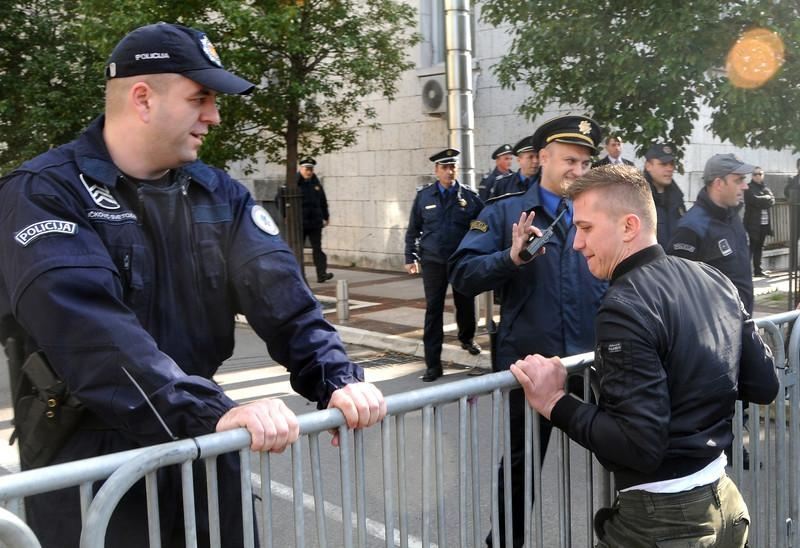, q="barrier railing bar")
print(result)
[205,457,221,548]
[309,433,328,548]
[145,470,162,548]
[556,432,567,547]
[501,390,512,548]
[338,426,354,547]
[395,413,409,548]
[434,405,447,547]
[240,449,255,548]
[490,389,500,548]
[469,397,481,548]
[291,437,305,547]
[583,368,594,548]
[457,397,468,547]
[355,429,367,548]
[523,402,532,548]
[532,410,543,548]
[421,404,432,548]
[0,506,40,548]
[180,460,198,548]
[78,482,92,527]
[259,452,273,548]
[753,403,763,547]
[381,416,395,548]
